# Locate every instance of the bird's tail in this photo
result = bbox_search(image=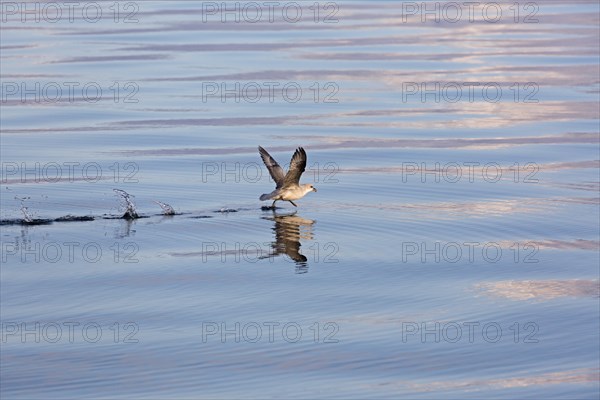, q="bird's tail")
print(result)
[260,193,273,201]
